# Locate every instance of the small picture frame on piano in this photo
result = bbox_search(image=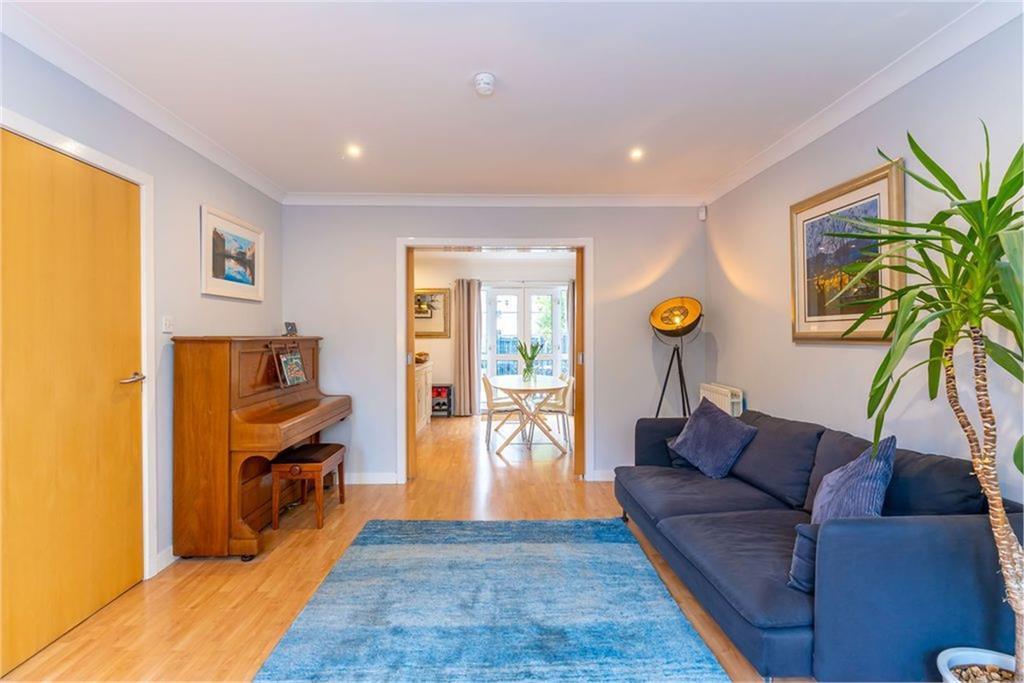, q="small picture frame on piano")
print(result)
[283,322,298,336]
[276,349,308,387]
